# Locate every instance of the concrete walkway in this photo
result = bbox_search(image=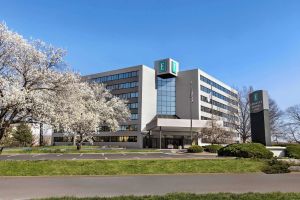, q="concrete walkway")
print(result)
[0,173,300,199]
